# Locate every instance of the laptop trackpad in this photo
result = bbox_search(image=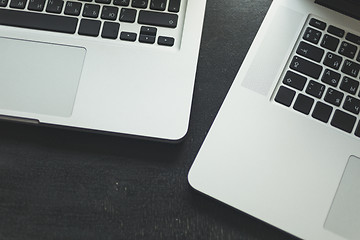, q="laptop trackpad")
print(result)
[324,156,360,240]
[0,37,86,117]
